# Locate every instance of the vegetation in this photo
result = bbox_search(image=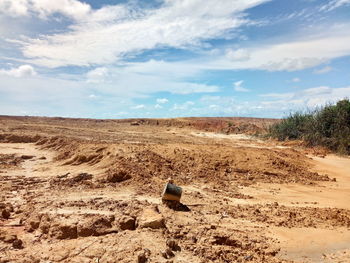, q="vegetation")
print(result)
[269,99,350,154]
